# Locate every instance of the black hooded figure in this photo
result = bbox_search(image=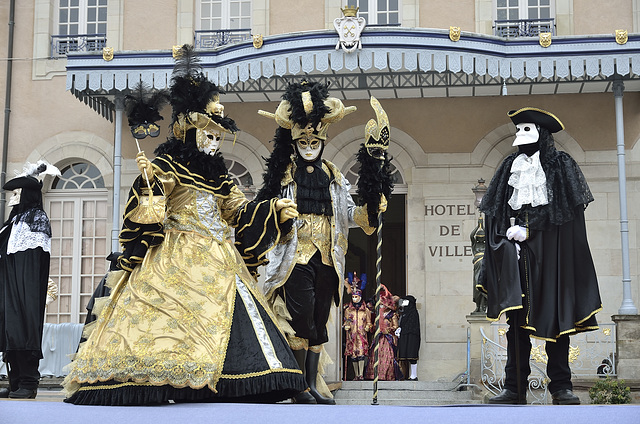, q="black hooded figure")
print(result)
[478,107,602,405]
[396,295,420,380]
[0,172,52,399]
